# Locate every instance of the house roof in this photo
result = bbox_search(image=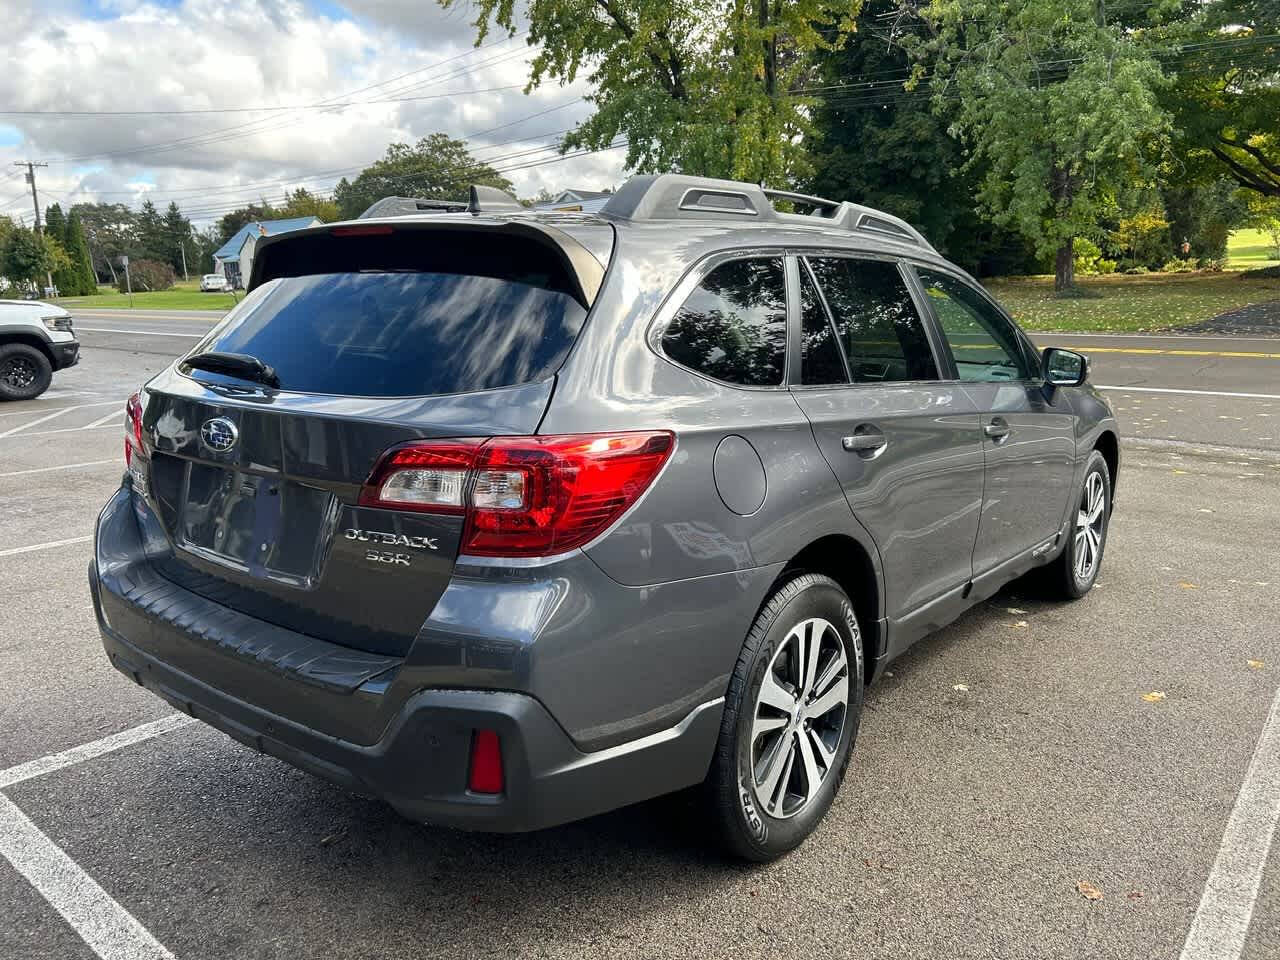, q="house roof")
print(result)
[213,217,321,262]
[554,189,612,202]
